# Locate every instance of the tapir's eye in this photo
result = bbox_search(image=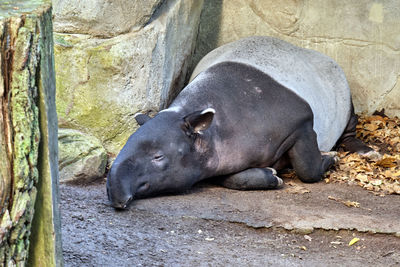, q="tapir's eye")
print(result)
[153,154,164,161]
